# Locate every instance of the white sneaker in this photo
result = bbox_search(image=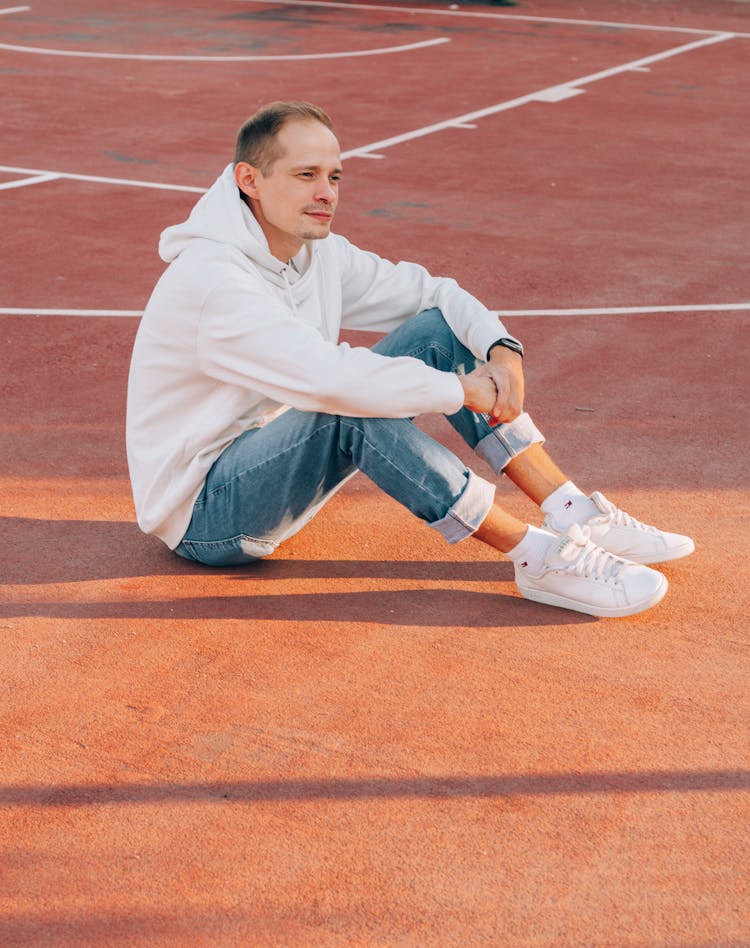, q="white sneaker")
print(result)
[515,524,668,618]
[542,491,695,565]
